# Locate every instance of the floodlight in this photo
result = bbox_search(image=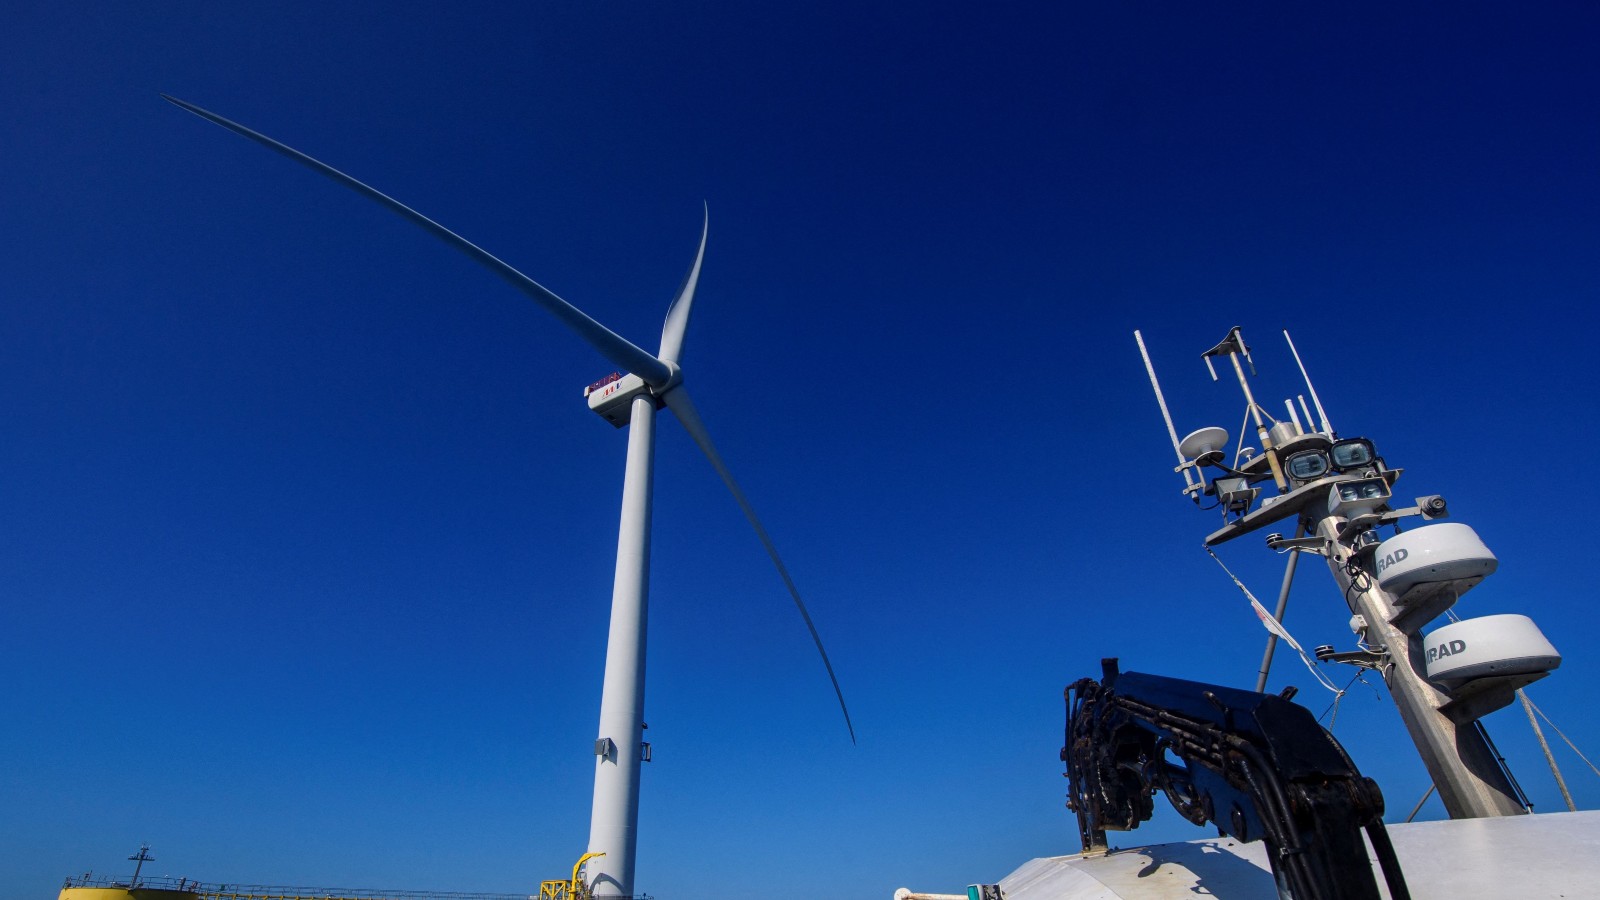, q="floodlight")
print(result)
[1328,476,1390,518]
[1330,438,1377,471]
